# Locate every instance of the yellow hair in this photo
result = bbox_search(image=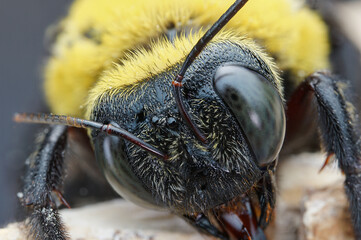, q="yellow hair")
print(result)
[44,0,330,118]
